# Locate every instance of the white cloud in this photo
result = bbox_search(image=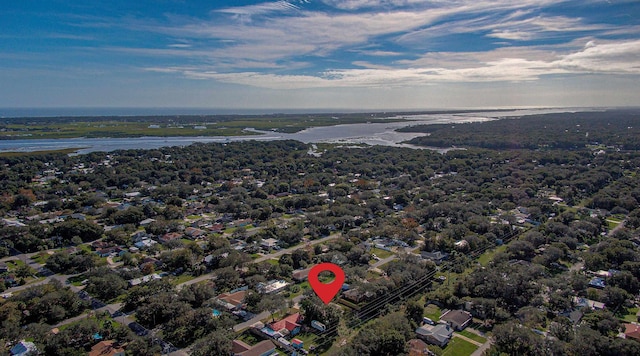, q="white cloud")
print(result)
[355,50,404,56]
[557,40,640,73]
[148,39,640,89]
[399,13,605,45]
[116,0,640,95]
[167,43,191,48]
[215,1,300,16]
